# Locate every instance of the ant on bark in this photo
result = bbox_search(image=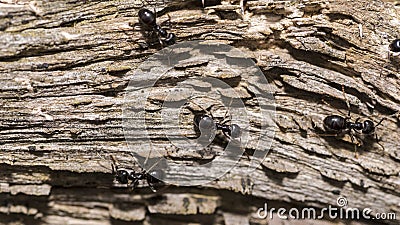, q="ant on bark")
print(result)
[111,156,165,192]
[191,101,250,160]
[138,7,176,46]
[322,86,385,156]
[191,97,242,141]
[194,114,242,140]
